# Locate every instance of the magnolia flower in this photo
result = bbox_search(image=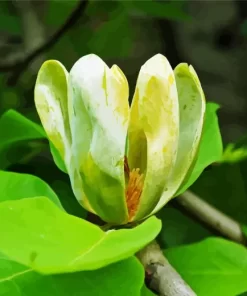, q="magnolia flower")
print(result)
[35,54,205,224]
